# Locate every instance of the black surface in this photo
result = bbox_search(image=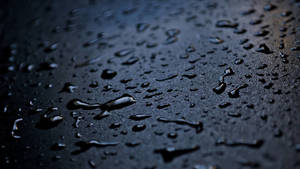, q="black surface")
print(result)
[0,0,300,169]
